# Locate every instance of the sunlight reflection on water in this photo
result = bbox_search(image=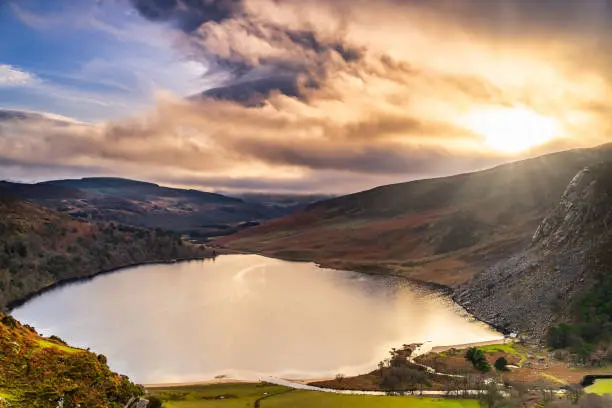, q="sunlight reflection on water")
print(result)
[12,254,502,383]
